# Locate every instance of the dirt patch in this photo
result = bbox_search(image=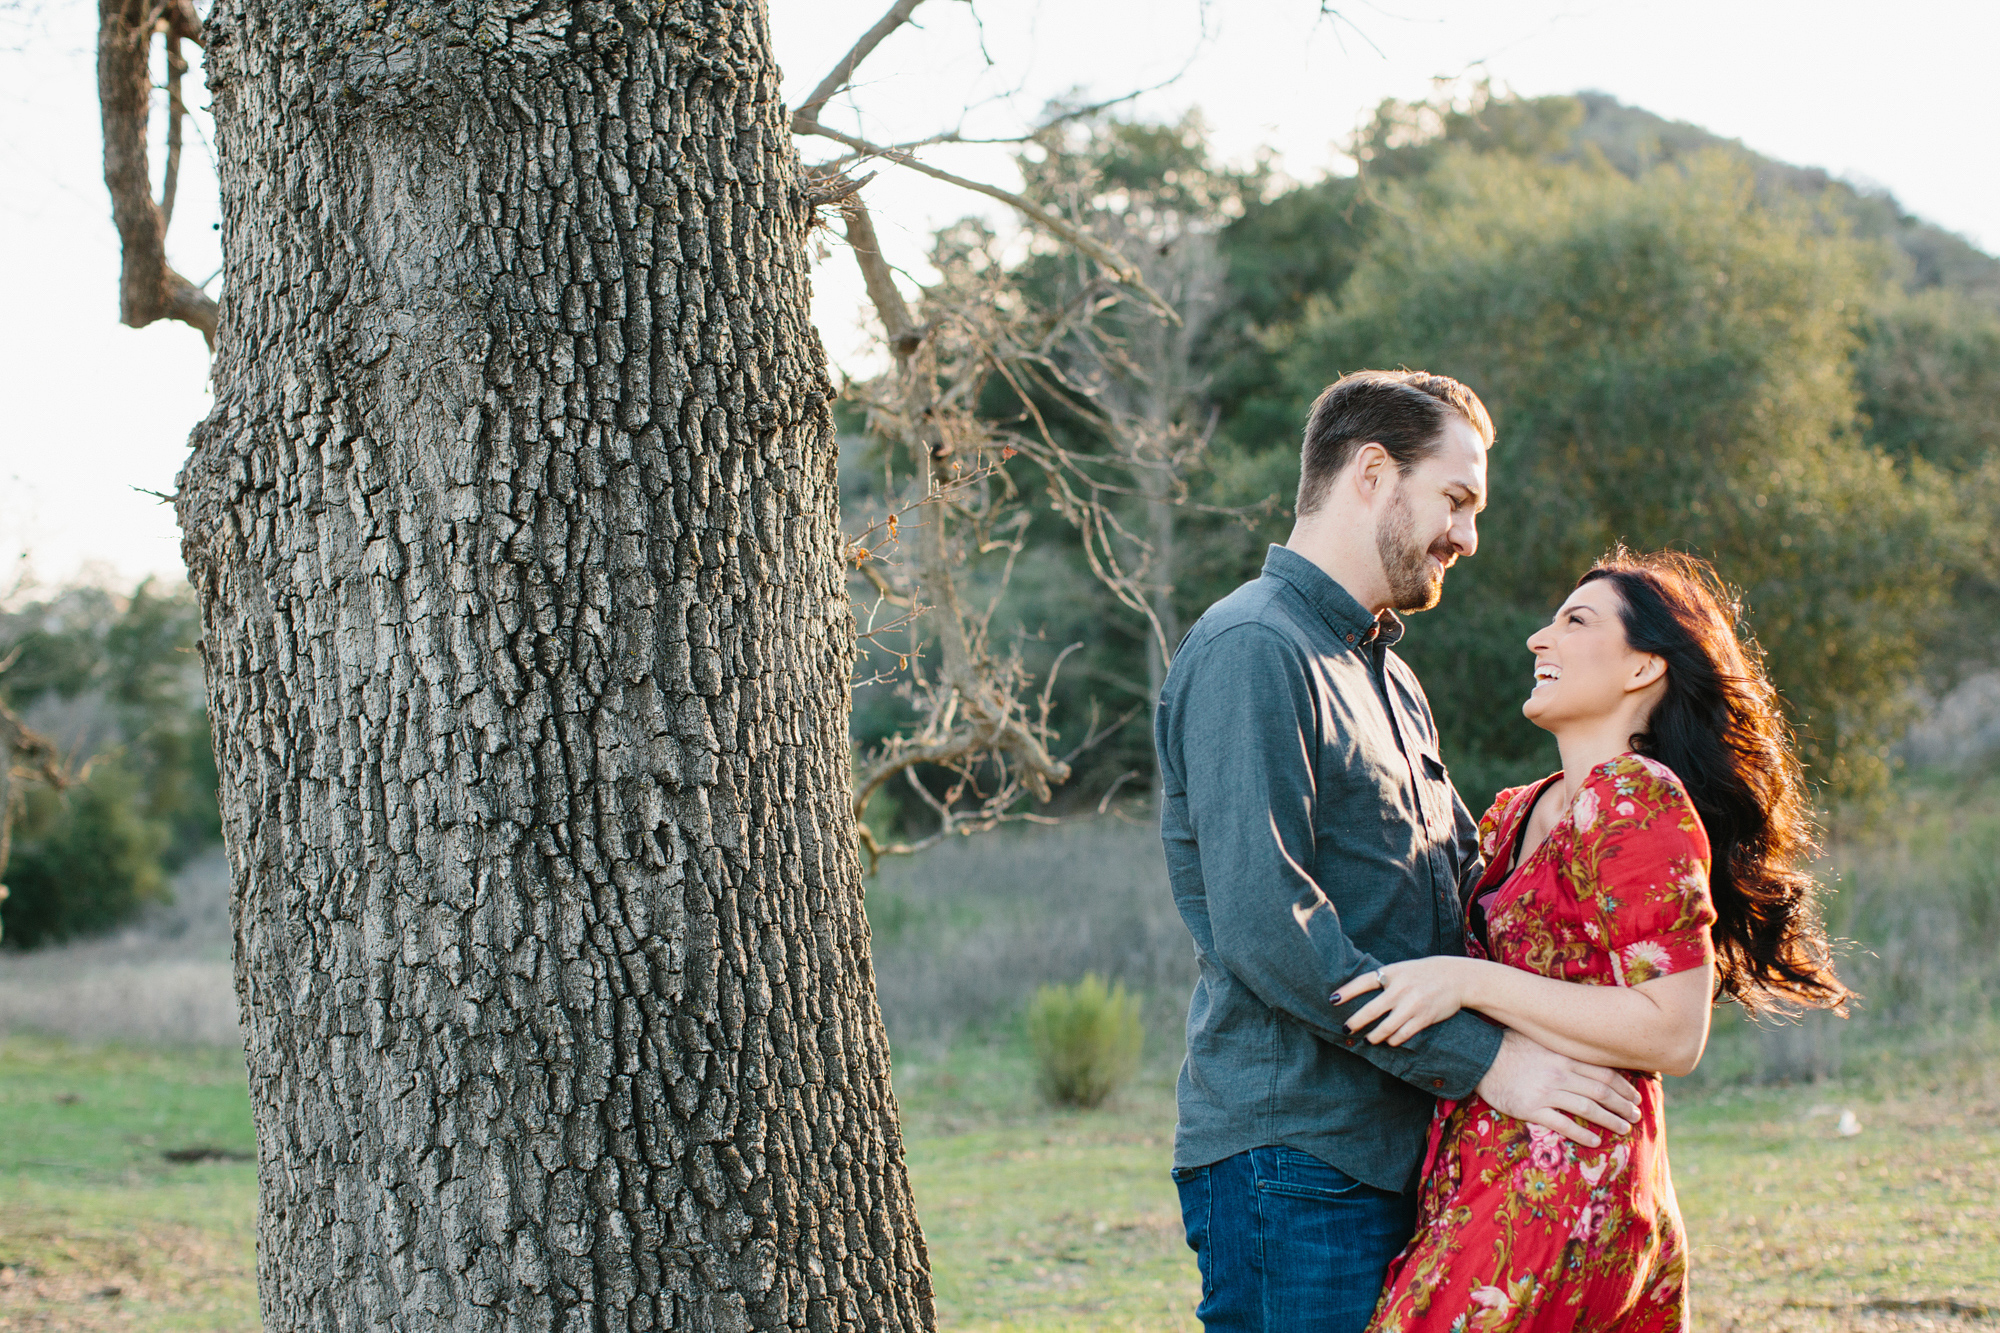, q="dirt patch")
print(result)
[1707,1302,2000,1331]
[159,1146,253,1165]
